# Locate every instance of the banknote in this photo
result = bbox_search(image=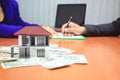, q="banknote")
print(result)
[1,58,41,69]
[58,54,88,64]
